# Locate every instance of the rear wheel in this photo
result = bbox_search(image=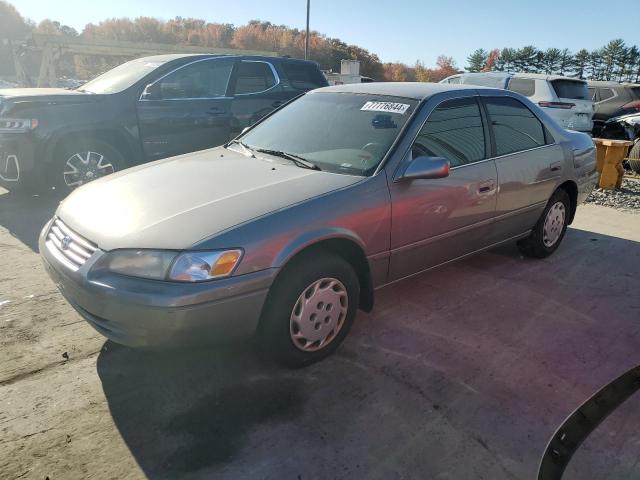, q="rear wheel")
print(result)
[50,140,126,193]
[628,141,640,174]
[257,251,360,367]
[517,189,570,258]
